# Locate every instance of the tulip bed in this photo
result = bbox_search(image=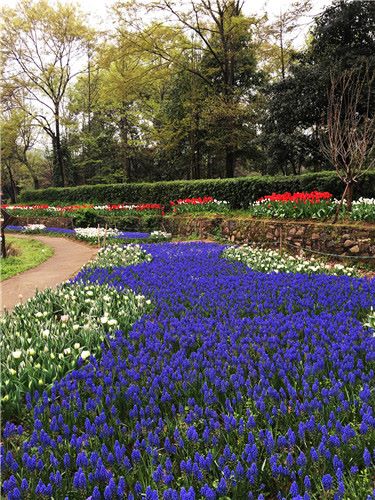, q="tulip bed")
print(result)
[248,194,375,222]
[2,242,375,499]
[3,194,375,221]
[2,203,164,217]
[170,197,230,214]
